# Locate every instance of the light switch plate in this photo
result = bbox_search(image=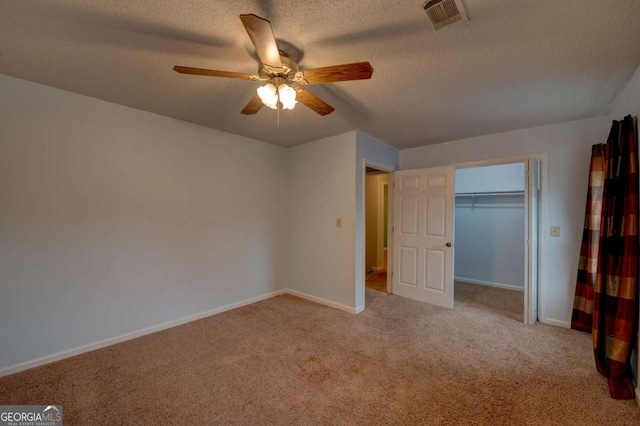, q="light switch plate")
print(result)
[550,226,560,237]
